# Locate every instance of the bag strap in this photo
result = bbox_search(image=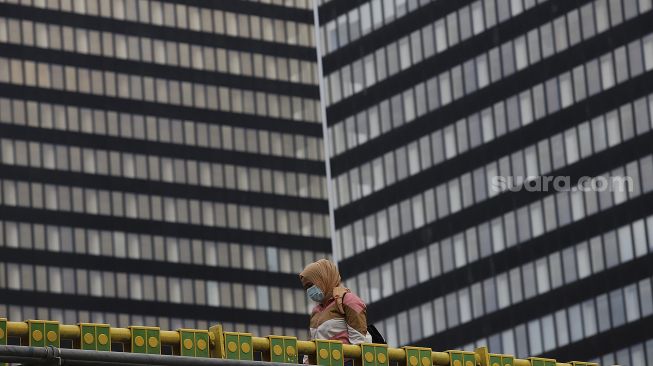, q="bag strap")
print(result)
[367,324,386,344]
